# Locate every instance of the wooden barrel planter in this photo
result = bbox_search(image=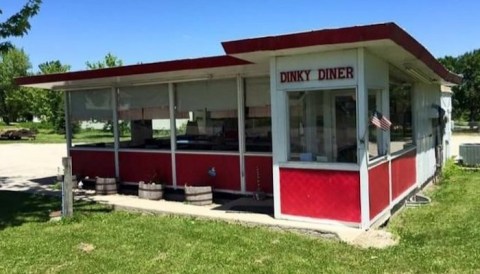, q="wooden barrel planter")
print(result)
[184,186,213,206]
[138,181,164,200]
[95,177,117,195]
